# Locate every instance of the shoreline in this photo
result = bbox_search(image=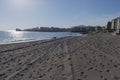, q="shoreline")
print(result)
[0,34,83,46]
[0,38,51,46]
[0,31,82,45]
